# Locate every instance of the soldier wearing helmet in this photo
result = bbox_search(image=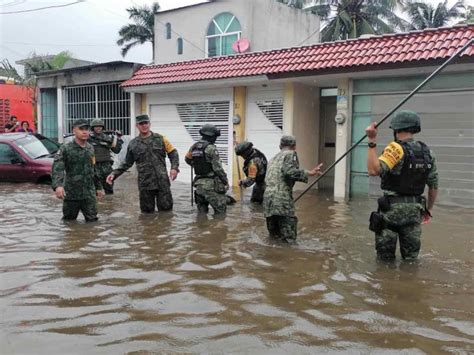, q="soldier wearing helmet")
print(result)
[235,141,268,203]
[185,124,228,215]
[366,110,439,261]
[88,118,123,194]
